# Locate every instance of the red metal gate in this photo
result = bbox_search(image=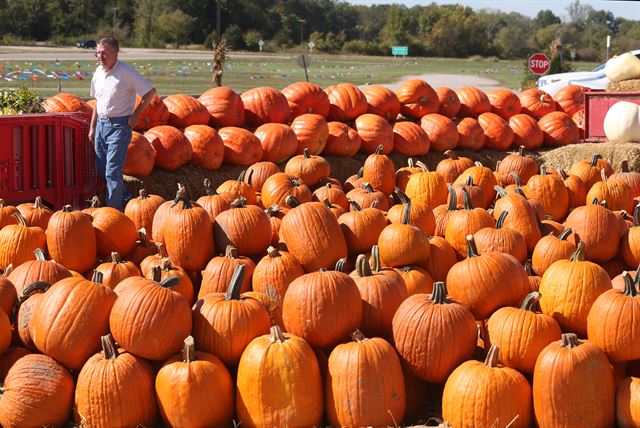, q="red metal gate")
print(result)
[0,112,102,209]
